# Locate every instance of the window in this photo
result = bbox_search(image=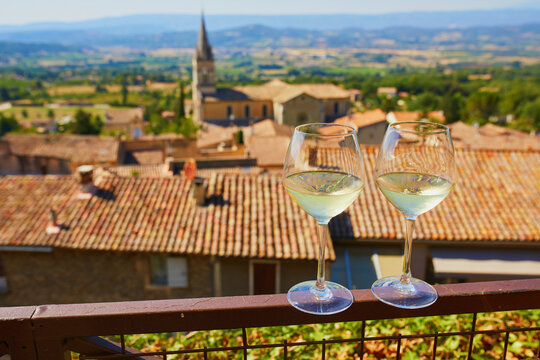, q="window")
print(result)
[0,256,7,294]
[245,105,251,118]
[334,102,339,115]
[249,260,280,295]
[202,68,208,83]
[227,105,233,118]
[262,105,268,118]
[150,256,188,287]
[297,112,308,124]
